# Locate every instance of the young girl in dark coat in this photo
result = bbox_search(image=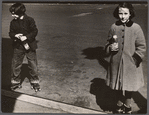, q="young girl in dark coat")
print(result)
[105,2,146,113]
[9,2,41,92]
